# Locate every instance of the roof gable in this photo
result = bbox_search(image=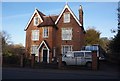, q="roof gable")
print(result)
[38,40,50,50]
[55,4,82,26]
[24,9,45,31]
